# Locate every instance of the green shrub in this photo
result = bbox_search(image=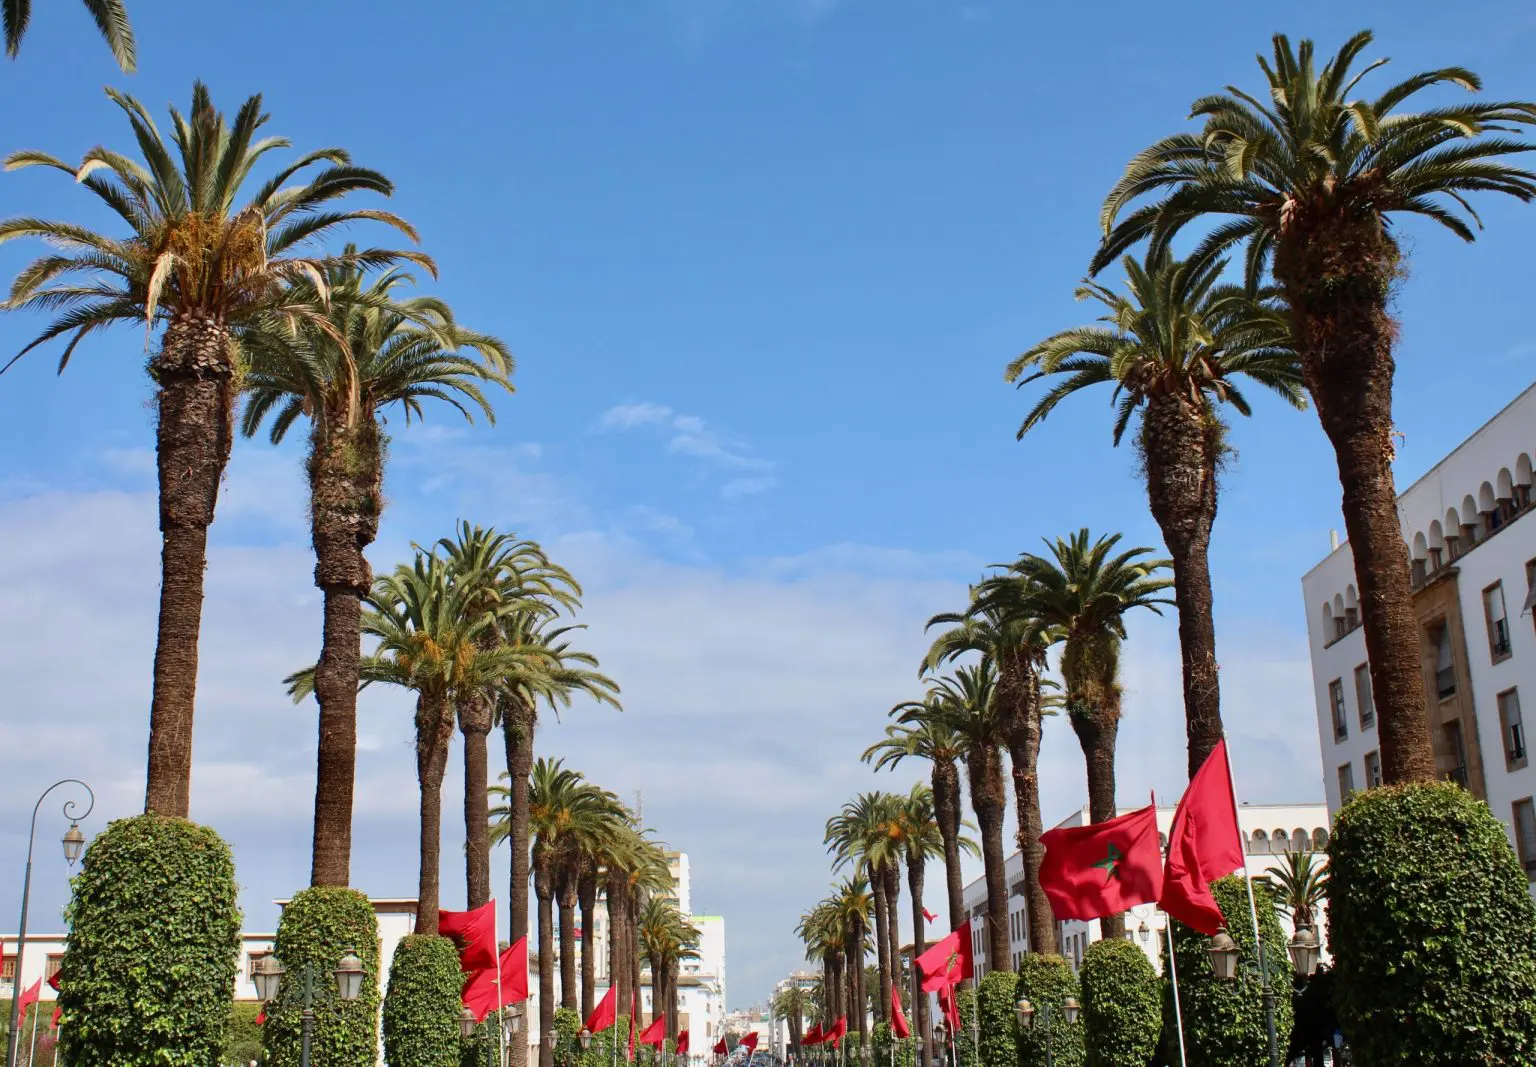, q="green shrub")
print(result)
[578,1017,628,1067]
[263,887,381,1067]
[1161,876,1292,1067]
[58,815,242,1067]
[949,987,977,1067]
[1016,955,1083,1067]
[225,1002,265,1065]
[974,971,1018,1067]
[1327,782,1536,1066]
[1079,939,1159,1067]
[870,1020,916,1067]
[383,935,462,1067]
